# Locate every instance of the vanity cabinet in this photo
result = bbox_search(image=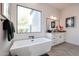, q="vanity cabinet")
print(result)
[46,32,65,46]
